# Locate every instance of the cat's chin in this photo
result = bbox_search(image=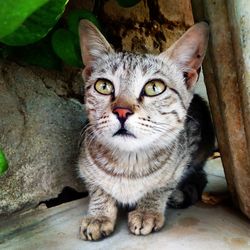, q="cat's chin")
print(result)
[107,135,167,152]
[109,135,140,151]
